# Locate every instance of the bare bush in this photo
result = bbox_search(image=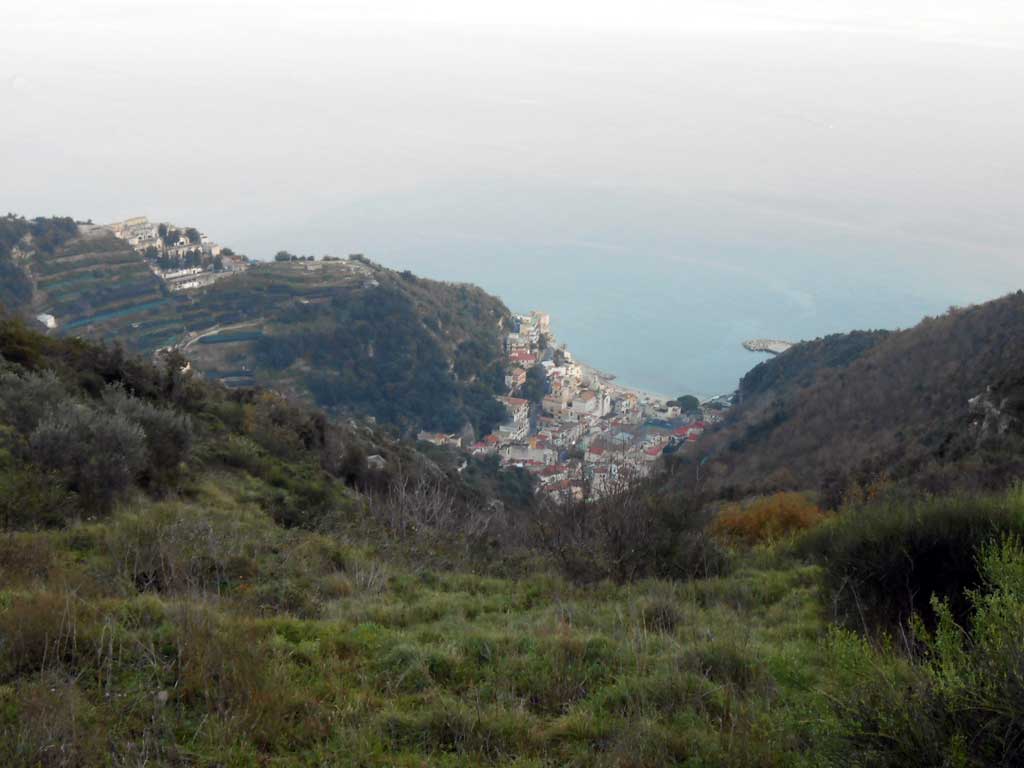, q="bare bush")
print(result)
[529,469,727,584]
[105,503,272,595]
[370,464,496,541]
